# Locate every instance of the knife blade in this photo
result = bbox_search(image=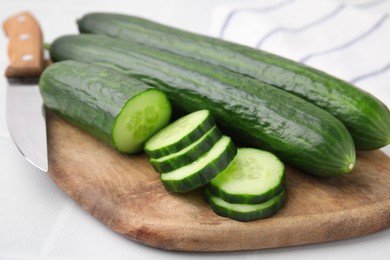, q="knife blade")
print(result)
[3,11,48,172]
